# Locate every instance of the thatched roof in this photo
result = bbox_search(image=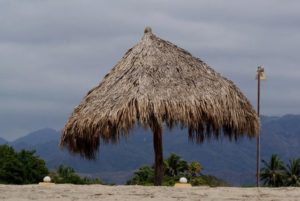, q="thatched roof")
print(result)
[61,27,259,158]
